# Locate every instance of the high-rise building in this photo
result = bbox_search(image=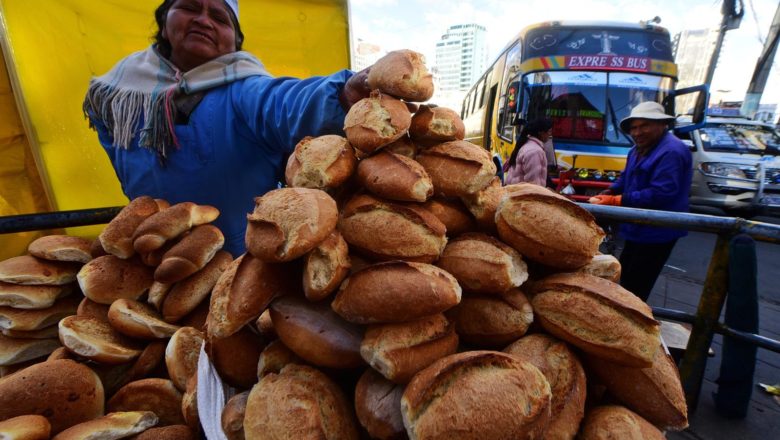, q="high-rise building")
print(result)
[434,24,489,93]
[672,28,720,113]
[353,38,384,72]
